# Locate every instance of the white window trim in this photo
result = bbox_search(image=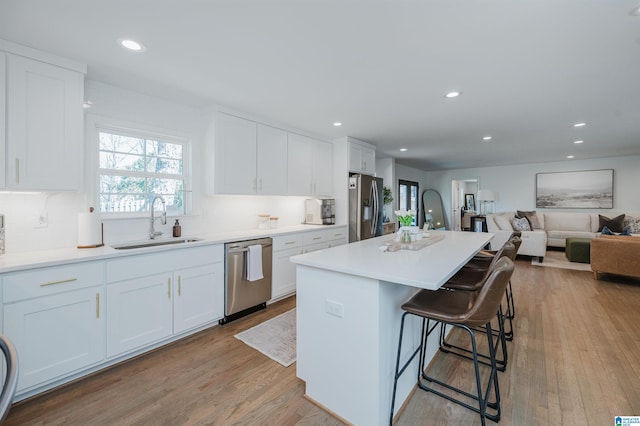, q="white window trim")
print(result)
[85,114,193,219]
